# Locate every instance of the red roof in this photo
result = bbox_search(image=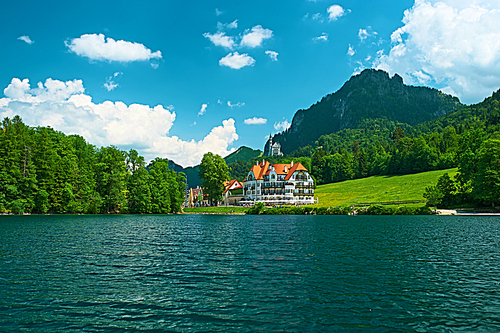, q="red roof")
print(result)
[223,179,243,194]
